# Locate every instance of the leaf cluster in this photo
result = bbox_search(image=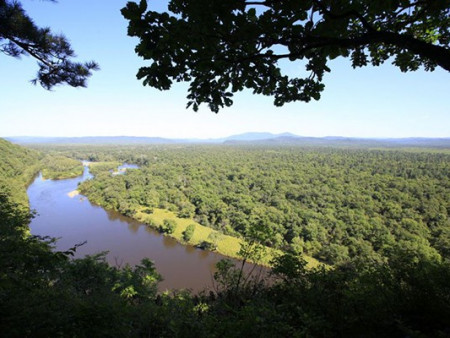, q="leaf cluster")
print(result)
[122,0,450,112]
